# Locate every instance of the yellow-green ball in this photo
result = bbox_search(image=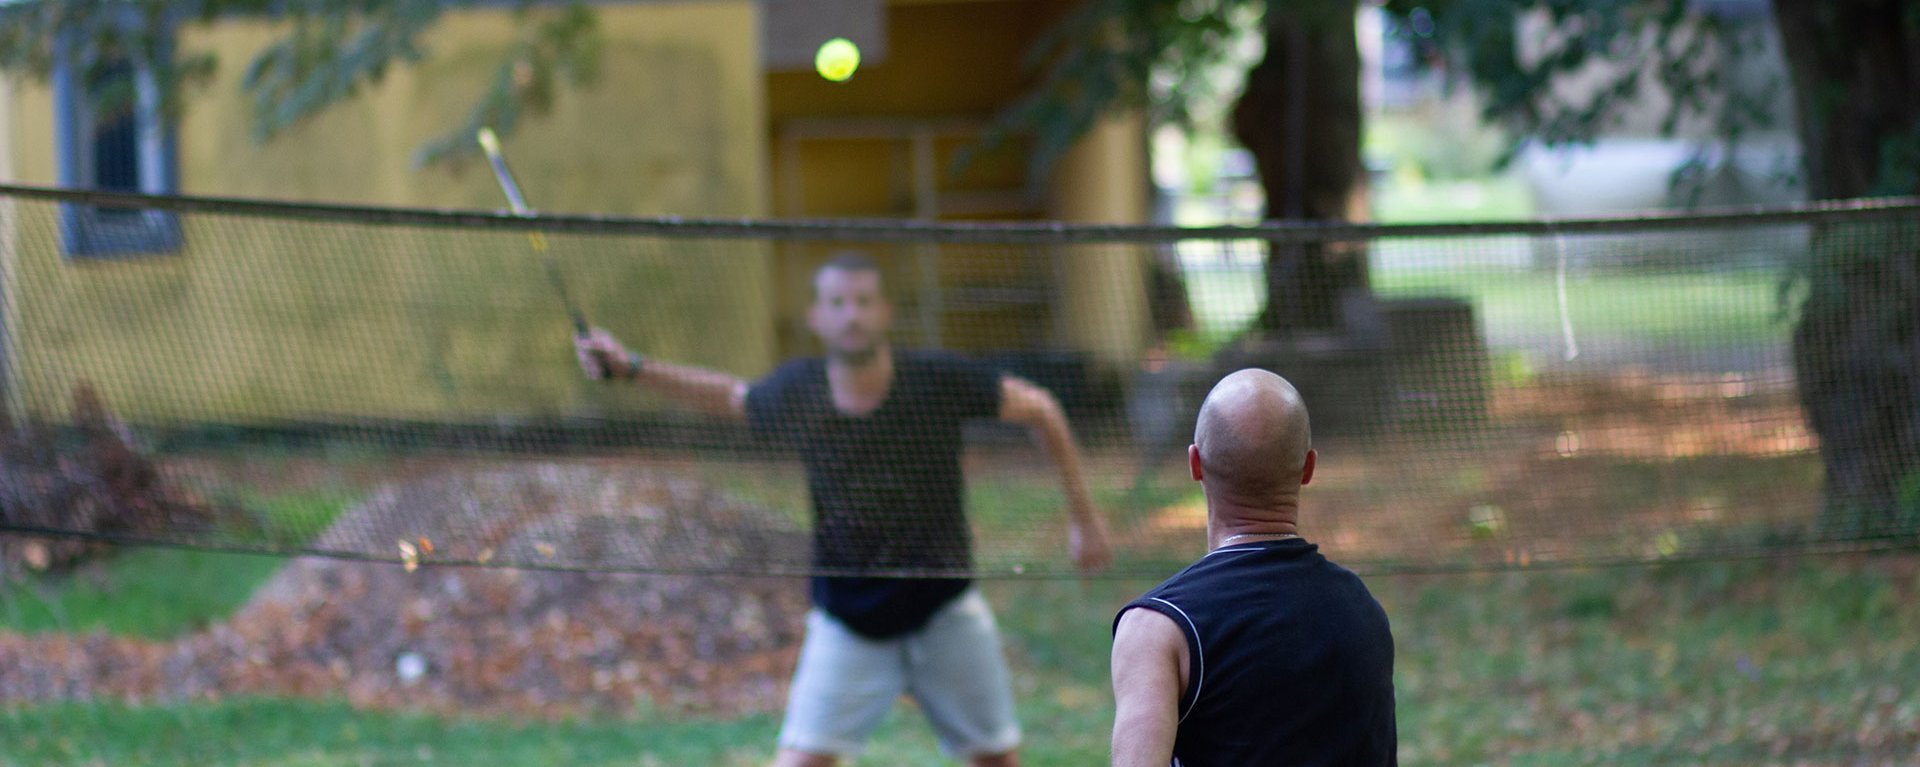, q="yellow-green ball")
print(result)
[815,38,860,82]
